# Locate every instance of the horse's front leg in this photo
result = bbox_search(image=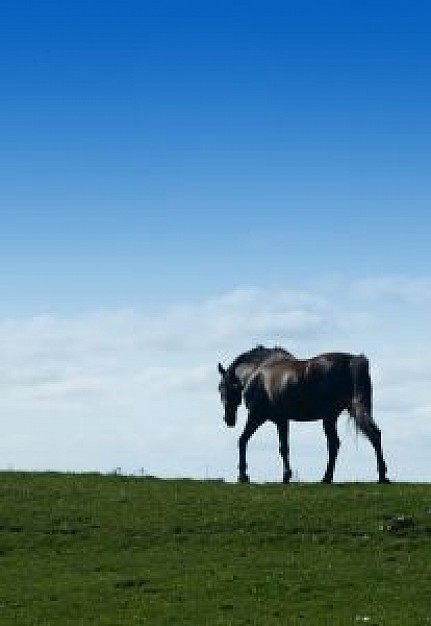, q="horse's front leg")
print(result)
[277,420,291,483]
[238,414,263,483]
